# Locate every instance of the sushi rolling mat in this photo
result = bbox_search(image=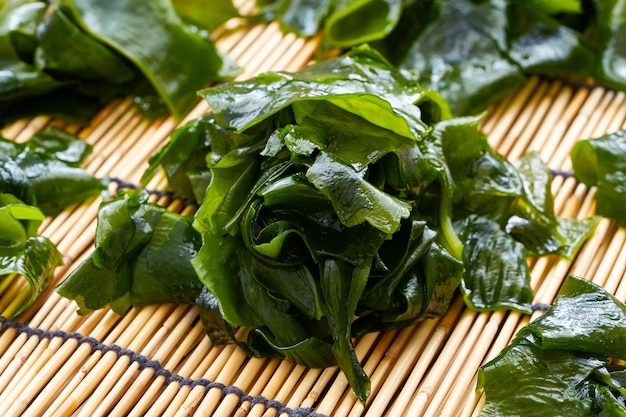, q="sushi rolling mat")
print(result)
[1,3,626,417]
